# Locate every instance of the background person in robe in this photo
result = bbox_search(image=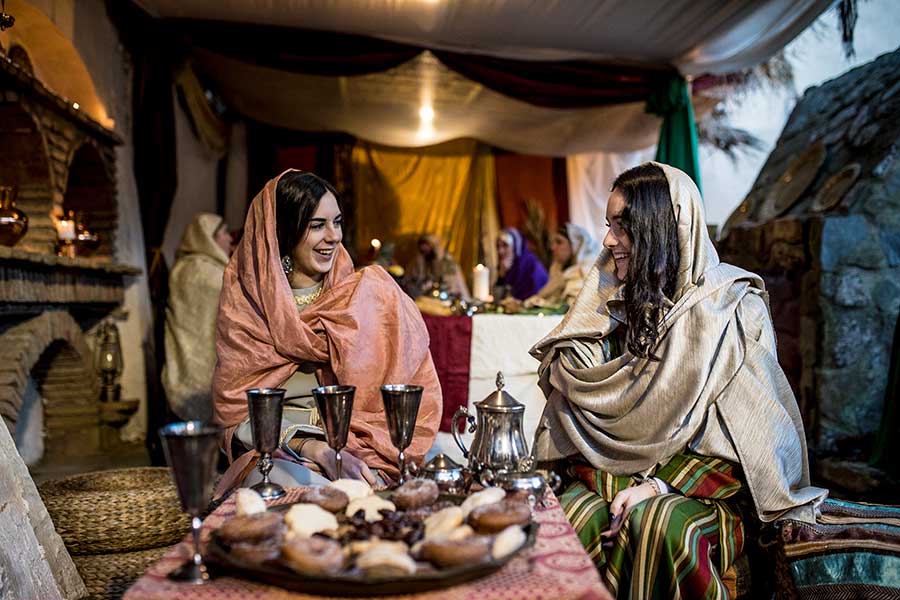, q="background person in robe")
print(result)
[408,234,471,301]
[162,212,233,422]
[495,227,548,301]
[531,163,826,599]
[213,171,442,490]
[503,223,600,312]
